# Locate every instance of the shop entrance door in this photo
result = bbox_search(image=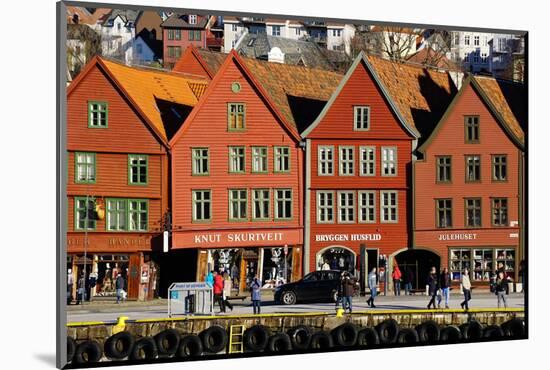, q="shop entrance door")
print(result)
[239,249,259,293]
[394,249,441,290]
